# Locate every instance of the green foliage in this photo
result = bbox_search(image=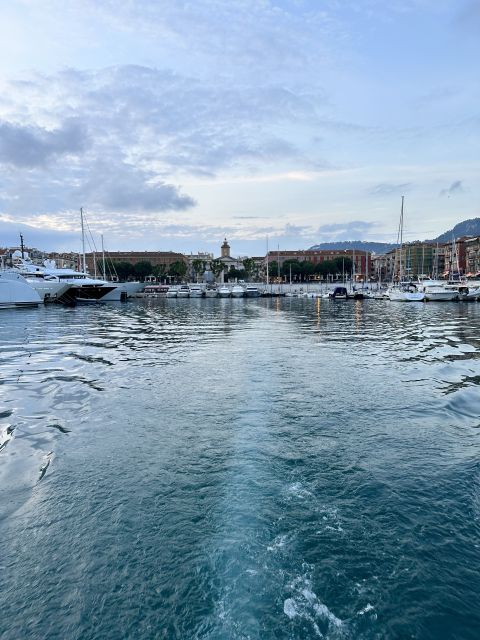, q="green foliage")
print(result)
[191,259,206,279]
[153,264,167,279]
[111,261,135,280]
[226,267,246,281]
[133,261,154,280]
[242,258,256,276]
[210,259,224,278]
[168,260,188,281]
